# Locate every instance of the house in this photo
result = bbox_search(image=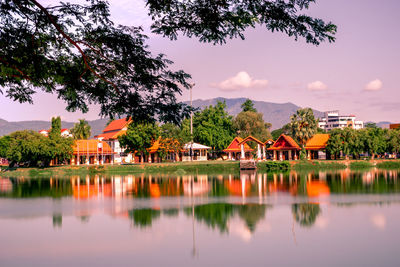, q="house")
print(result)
[305,134,330,160]
[267,134,300,160]
[95,118,133,164]
[39,128,72,138]
[223,137,254,160]
[71,139,114,165]
[182,142,211,161]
